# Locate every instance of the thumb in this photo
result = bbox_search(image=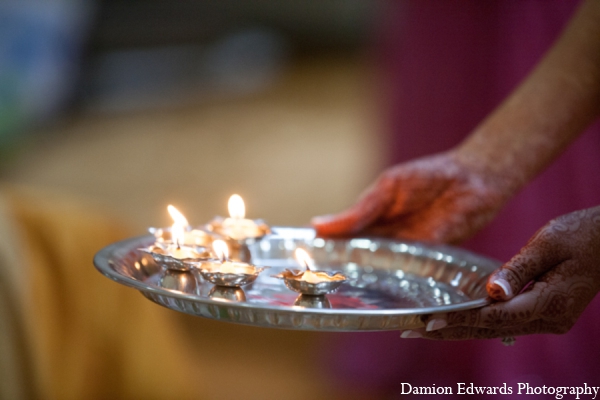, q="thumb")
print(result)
[487,224,567,301]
